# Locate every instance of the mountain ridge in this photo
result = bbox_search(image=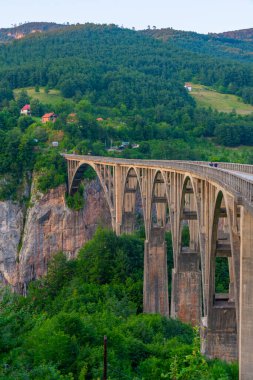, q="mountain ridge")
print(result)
[0,21,71,42]
[1,22,253,43]
[2,22,253,66]
[212,28,253,41]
